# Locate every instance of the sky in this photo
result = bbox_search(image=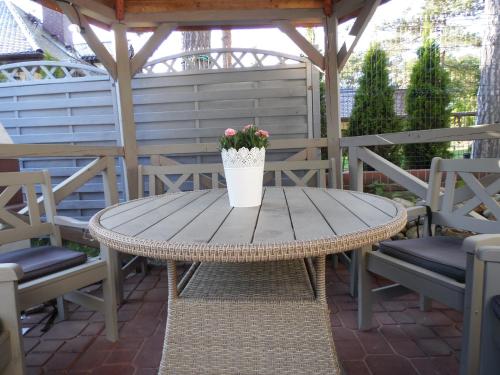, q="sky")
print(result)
[14,0,427,61]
